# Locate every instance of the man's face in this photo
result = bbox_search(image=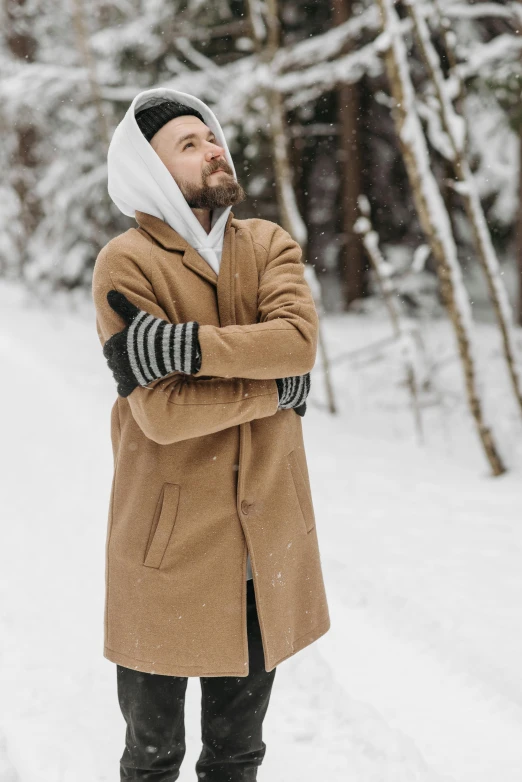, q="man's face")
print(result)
[150,115,245,209]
